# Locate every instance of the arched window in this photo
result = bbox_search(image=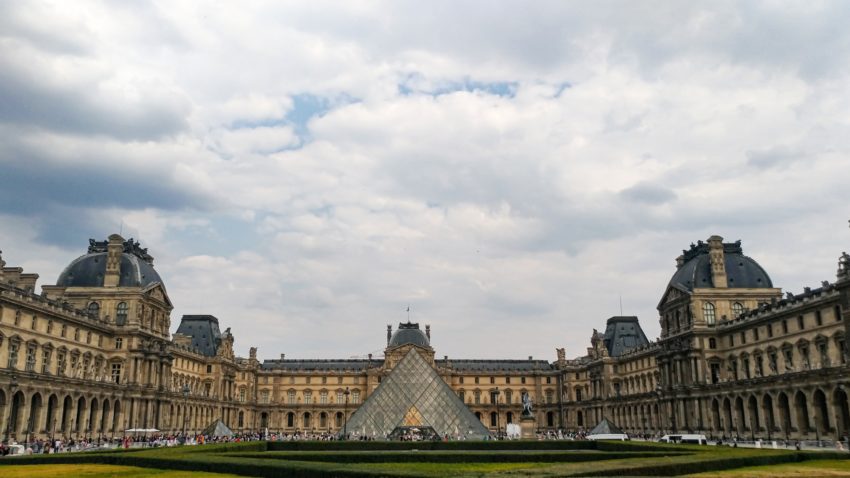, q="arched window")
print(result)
[116,302,128,325]
[731,302,745,317]
[703,302,716,326]
[87,302,100,319]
